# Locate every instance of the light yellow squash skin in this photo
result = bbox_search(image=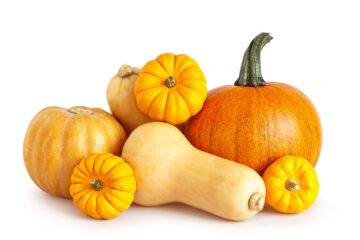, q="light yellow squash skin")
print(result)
[121,122,266,221]
[107,64,152,135]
